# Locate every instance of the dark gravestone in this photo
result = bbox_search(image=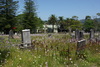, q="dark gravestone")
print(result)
[48,34,52,37]
[90,29,94,39]
[75,29,80,40]
[79,31,84,40]
[76,39,86,54]
[0,37,5,43]
[96,35,100,44]
[75,30,84,40]
[21,29,31,47]
[9,30,14,39]
[69,28,72,36]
